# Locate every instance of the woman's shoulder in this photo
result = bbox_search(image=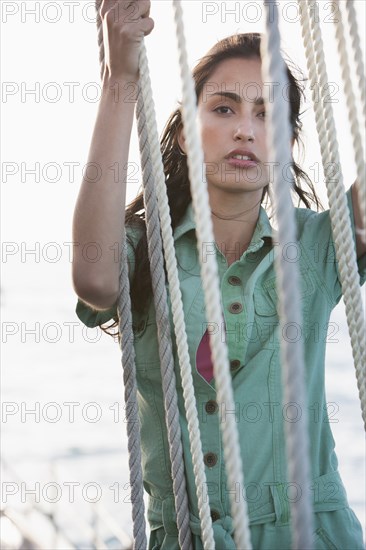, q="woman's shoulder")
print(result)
[293,187,358,245]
